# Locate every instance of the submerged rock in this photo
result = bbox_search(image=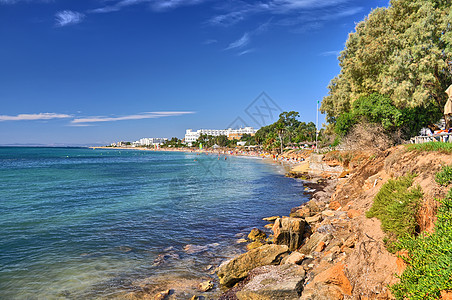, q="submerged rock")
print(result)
[247,228,267,241]
[153,289,172,300]
[184,244,208,254]
[272,217,306,251]
[198,280,214,292]
[216,244,289,287]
